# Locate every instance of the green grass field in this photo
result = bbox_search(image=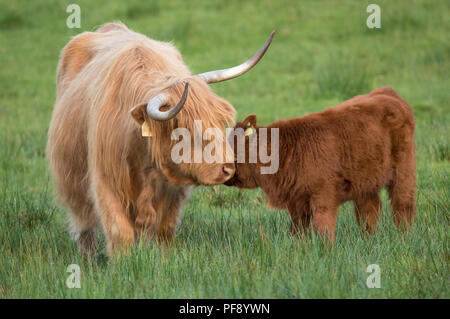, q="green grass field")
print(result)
[0,0,448,298]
